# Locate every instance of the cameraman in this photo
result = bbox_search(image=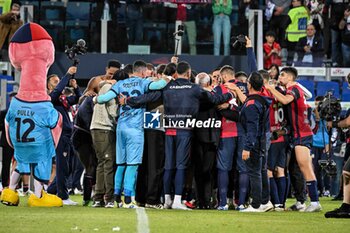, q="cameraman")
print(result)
[0,0,23,60]
[312,96,331,197]
[46,67,82,206]
[326,108,350,218]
